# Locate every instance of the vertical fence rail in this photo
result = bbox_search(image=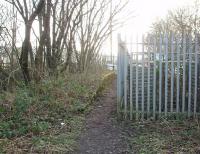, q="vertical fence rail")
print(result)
[176,40,180,113]
[147,38,151,116]
[130,52,133,120]
[165,34,169,116]
[182,34,186,113]
[136,36,139,120]
[170,34,174,113]
[117,34,121,114]
[124,50,128,119]
[188,36,192,117]
[117,33,200,120]
[159,35,163,115]
[153,38,157,119]
[194,35,198,117]
[141,35,145,119]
